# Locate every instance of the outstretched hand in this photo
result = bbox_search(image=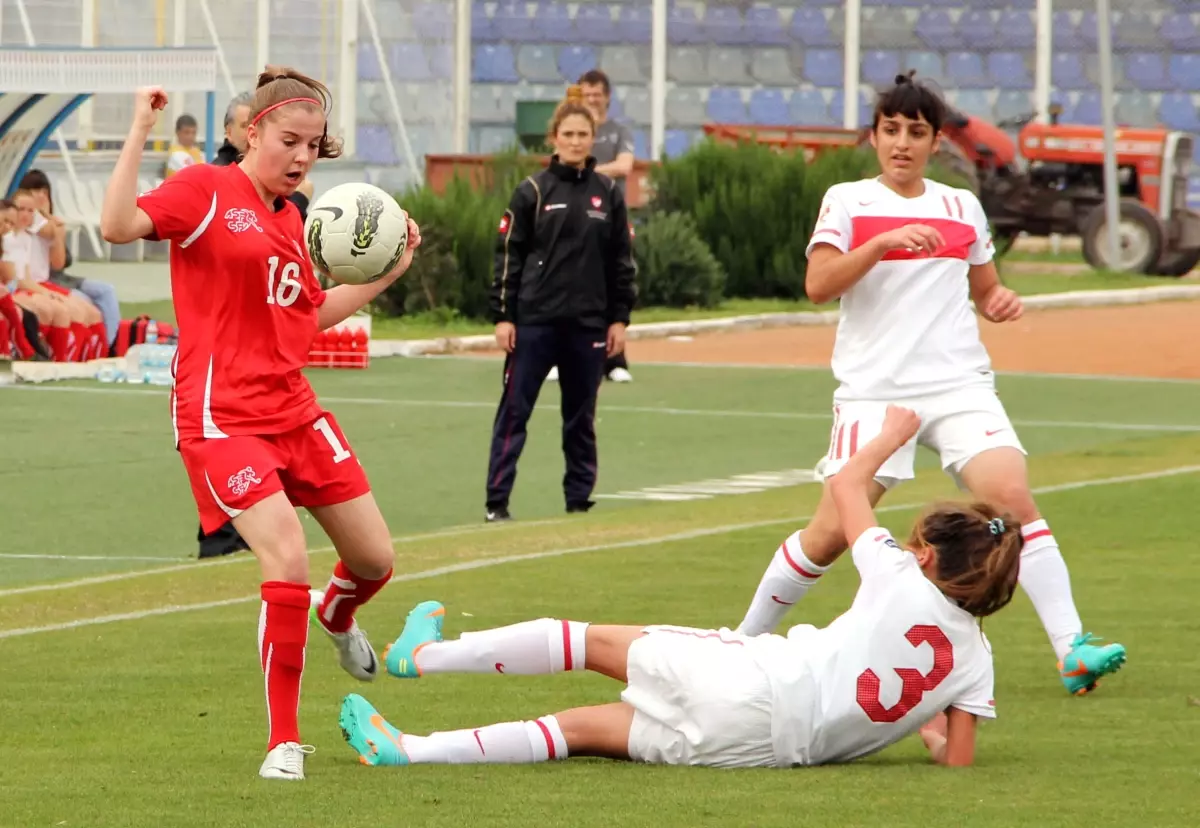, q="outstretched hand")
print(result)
[978,284,1023,323]
[384,215,423,283]
[134,87,169,133]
